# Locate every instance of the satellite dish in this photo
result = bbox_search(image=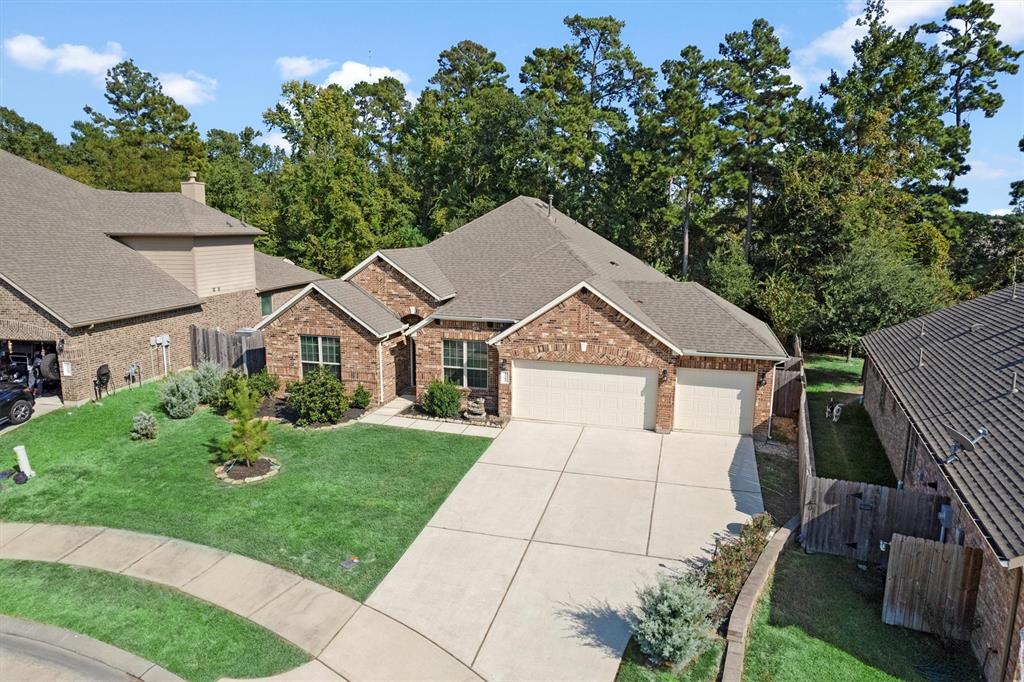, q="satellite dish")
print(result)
[942,424,989,463]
